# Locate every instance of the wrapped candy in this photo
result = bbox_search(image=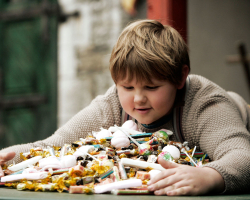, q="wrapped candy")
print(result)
[122,120,139,131]
[94,179,142,194]
[8,156,42,172]
[162,145,180,160]
[111,130,130,149]
[1,172,49,182]
[3,124,209,196]
[136,171,150,181]
[69,185,94,194]
[94,128,112,140]
[39,155,76,171]
[138,143,152,156]
[158,151,173,162]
